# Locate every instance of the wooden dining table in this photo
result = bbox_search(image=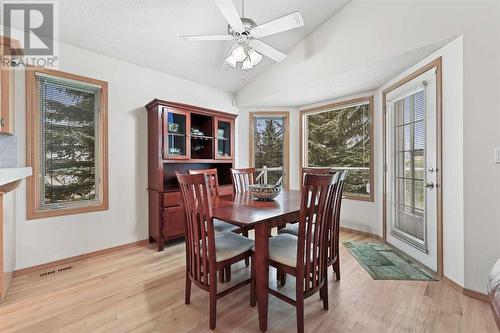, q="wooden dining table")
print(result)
[212,190,302,332]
